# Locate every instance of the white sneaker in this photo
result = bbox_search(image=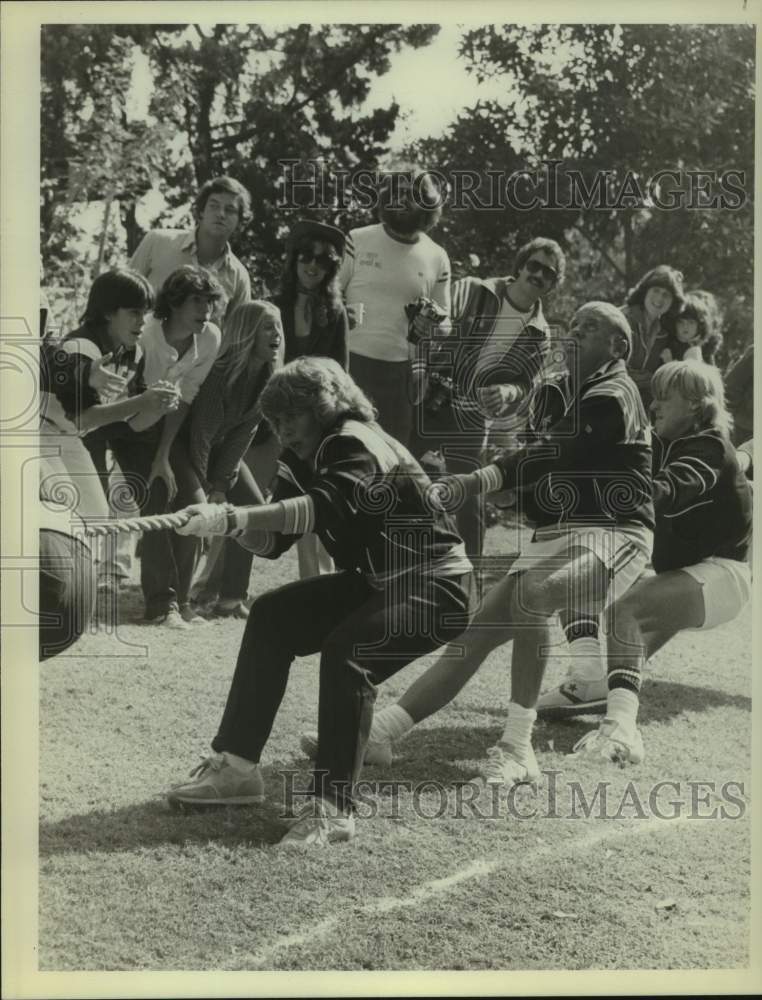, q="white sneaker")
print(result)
[536,677,608,719]
[572,720,645,765]
[179,602,207,625]
[277,798,355,848]
[480,744,540,788]
[299,730,393,767]
[144,604,191,630]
